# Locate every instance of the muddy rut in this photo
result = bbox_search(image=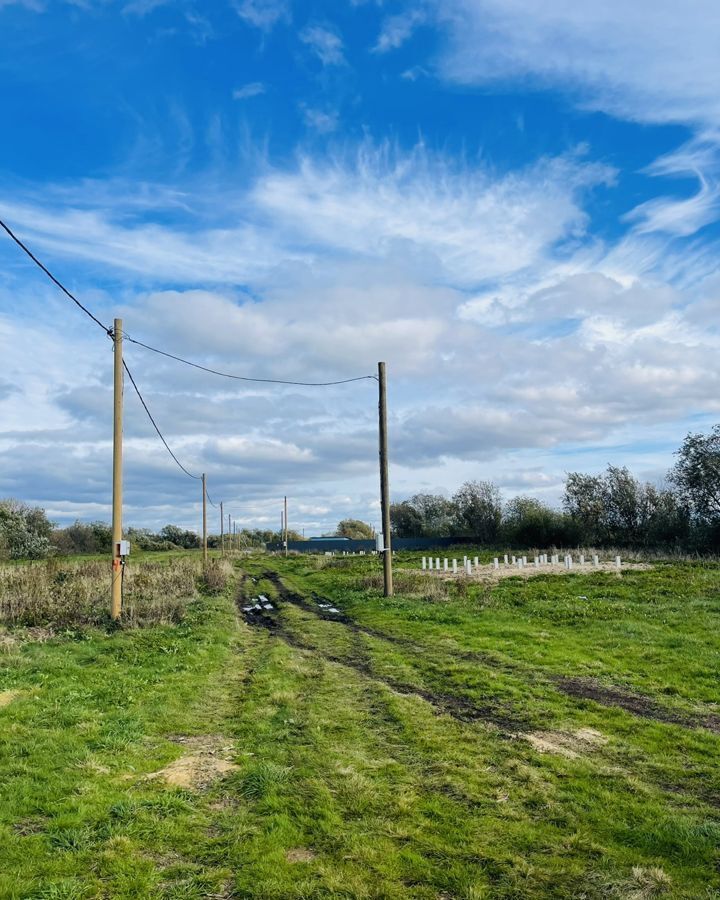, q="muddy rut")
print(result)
[240,570,720,738]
